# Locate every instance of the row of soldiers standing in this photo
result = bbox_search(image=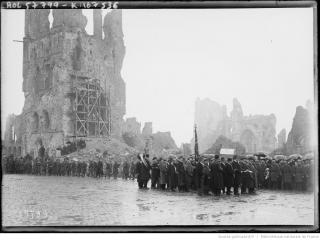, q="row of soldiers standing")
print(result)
[135,154,257,195]
[3,152,313,194]
[135,154,313,195]
[2,153,138,180]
